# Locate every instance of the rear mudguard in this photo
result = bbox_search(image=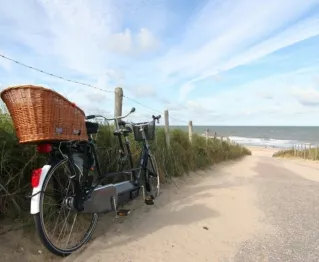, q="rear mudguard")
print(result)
[30,165,51,215]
